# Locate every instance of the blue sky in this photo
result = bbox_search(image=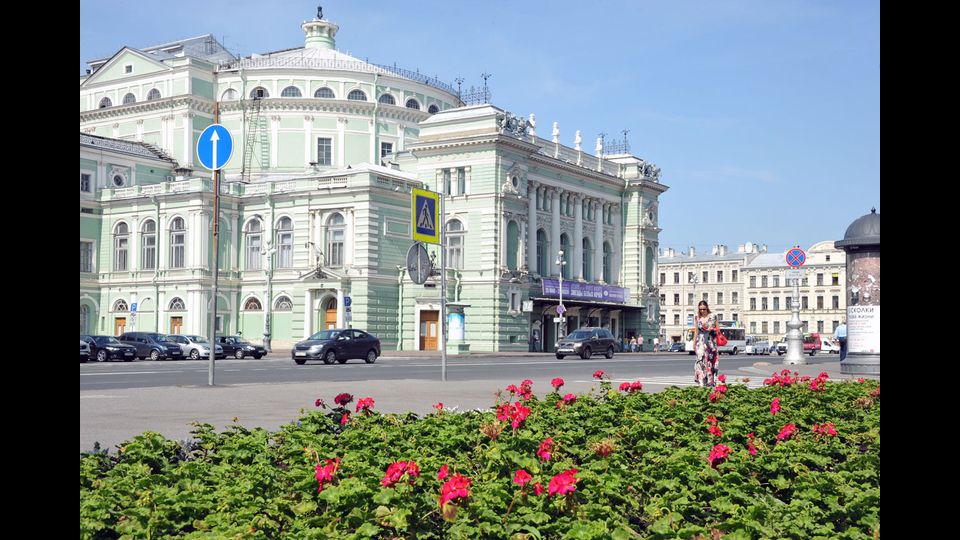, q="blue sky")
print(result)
[80,0,880,254]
